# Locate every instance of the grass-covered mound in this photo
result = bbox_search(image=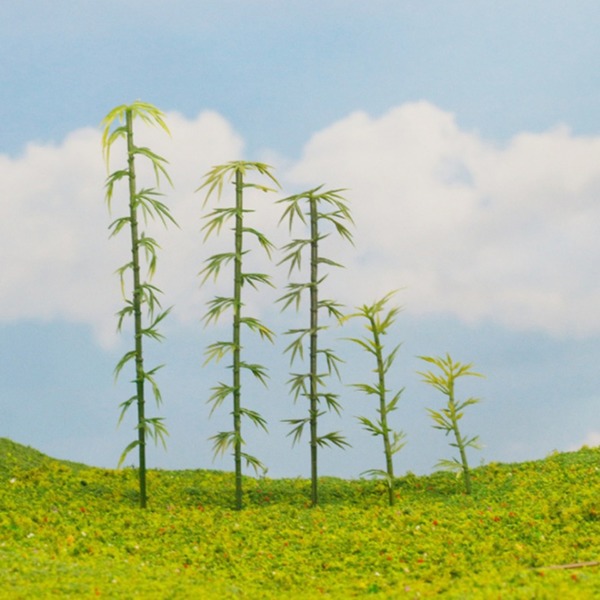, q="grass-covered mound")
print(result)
[0,438,598,598]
